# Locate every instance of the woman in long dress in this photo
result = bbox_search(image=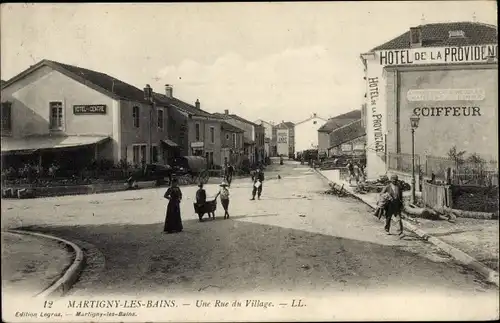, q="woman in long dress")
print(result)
[163,178,183,233]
